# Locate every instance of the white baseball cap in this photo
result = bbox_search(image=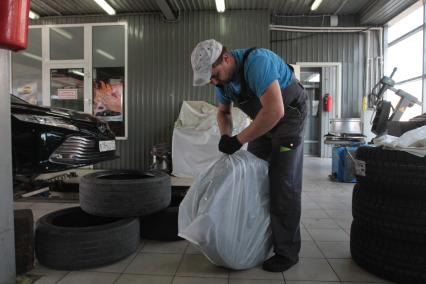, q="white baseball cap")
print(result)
[191,39,223,86]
